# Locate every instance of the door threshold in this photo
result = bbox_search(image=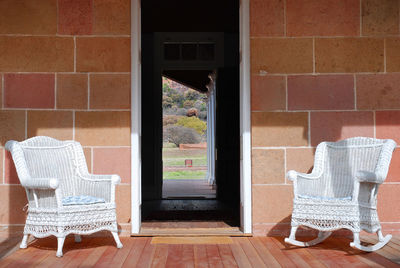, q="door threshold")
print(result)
[163,196,209,200]
[133,226,251,237]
